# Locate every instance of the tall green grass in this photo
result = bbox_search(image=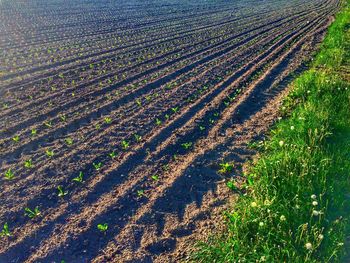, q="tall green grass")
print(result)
[191,1,350,262]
